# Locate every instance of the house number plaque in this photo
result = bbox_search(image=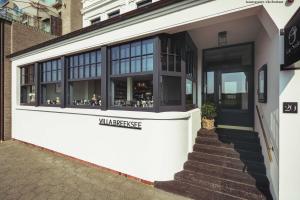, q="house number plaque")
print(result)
[283,102,298,114]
